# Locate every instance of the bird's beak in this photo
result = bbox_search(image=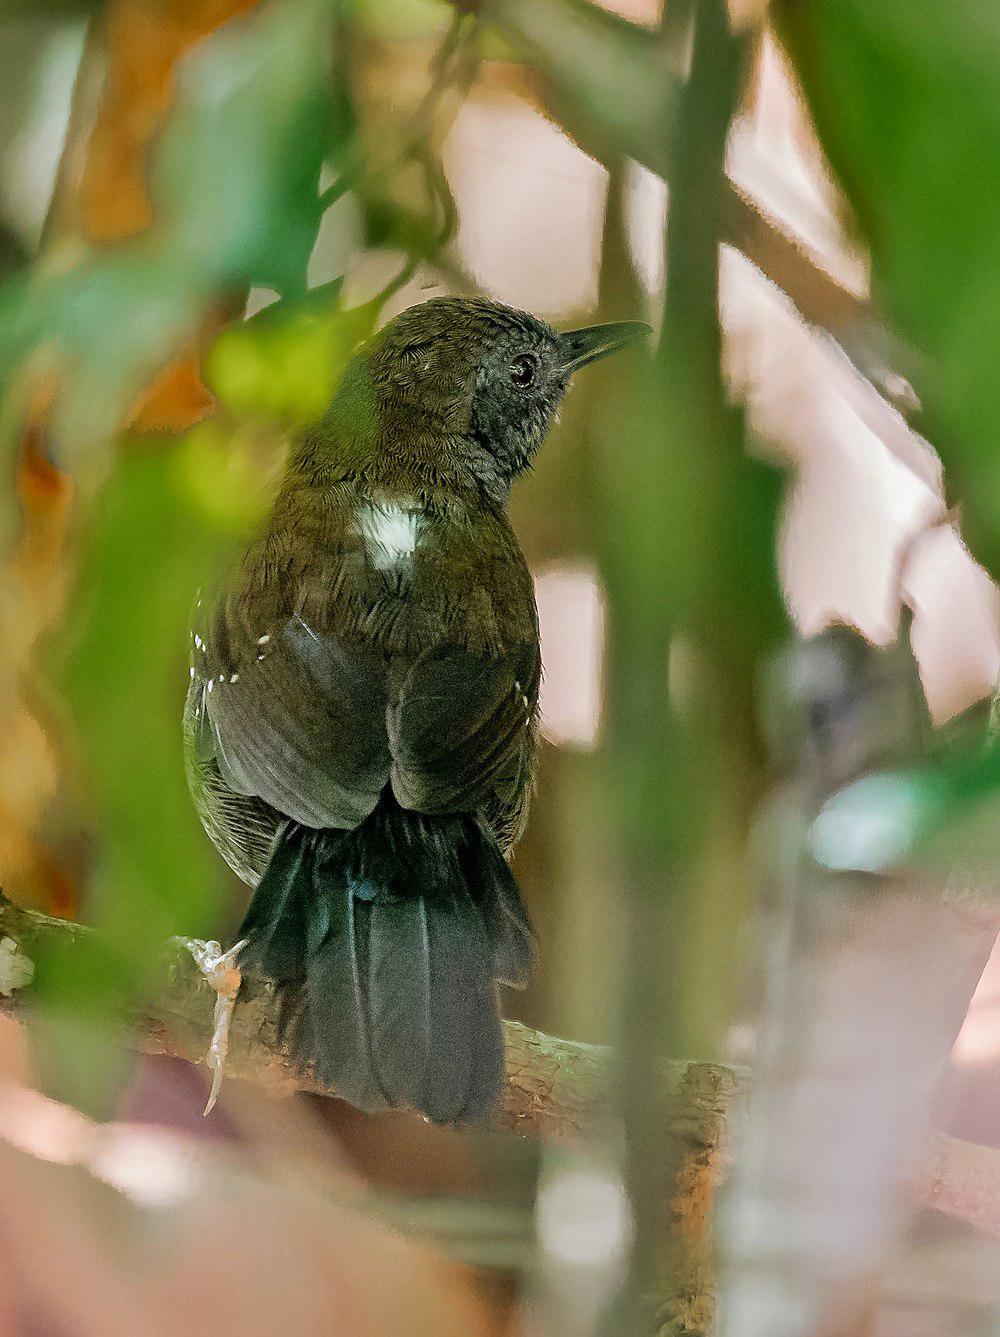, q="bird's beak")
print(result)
[558,320,652,374]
